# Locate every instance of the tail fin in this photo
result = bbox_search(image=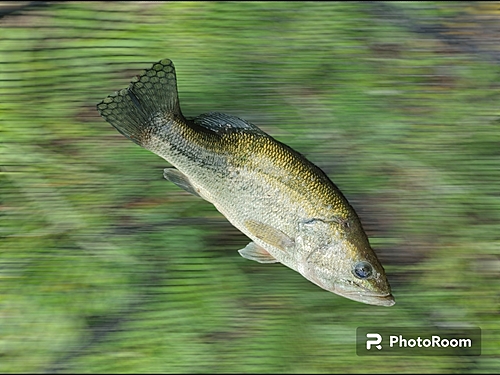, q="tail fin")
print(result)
[96,59,182,146]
